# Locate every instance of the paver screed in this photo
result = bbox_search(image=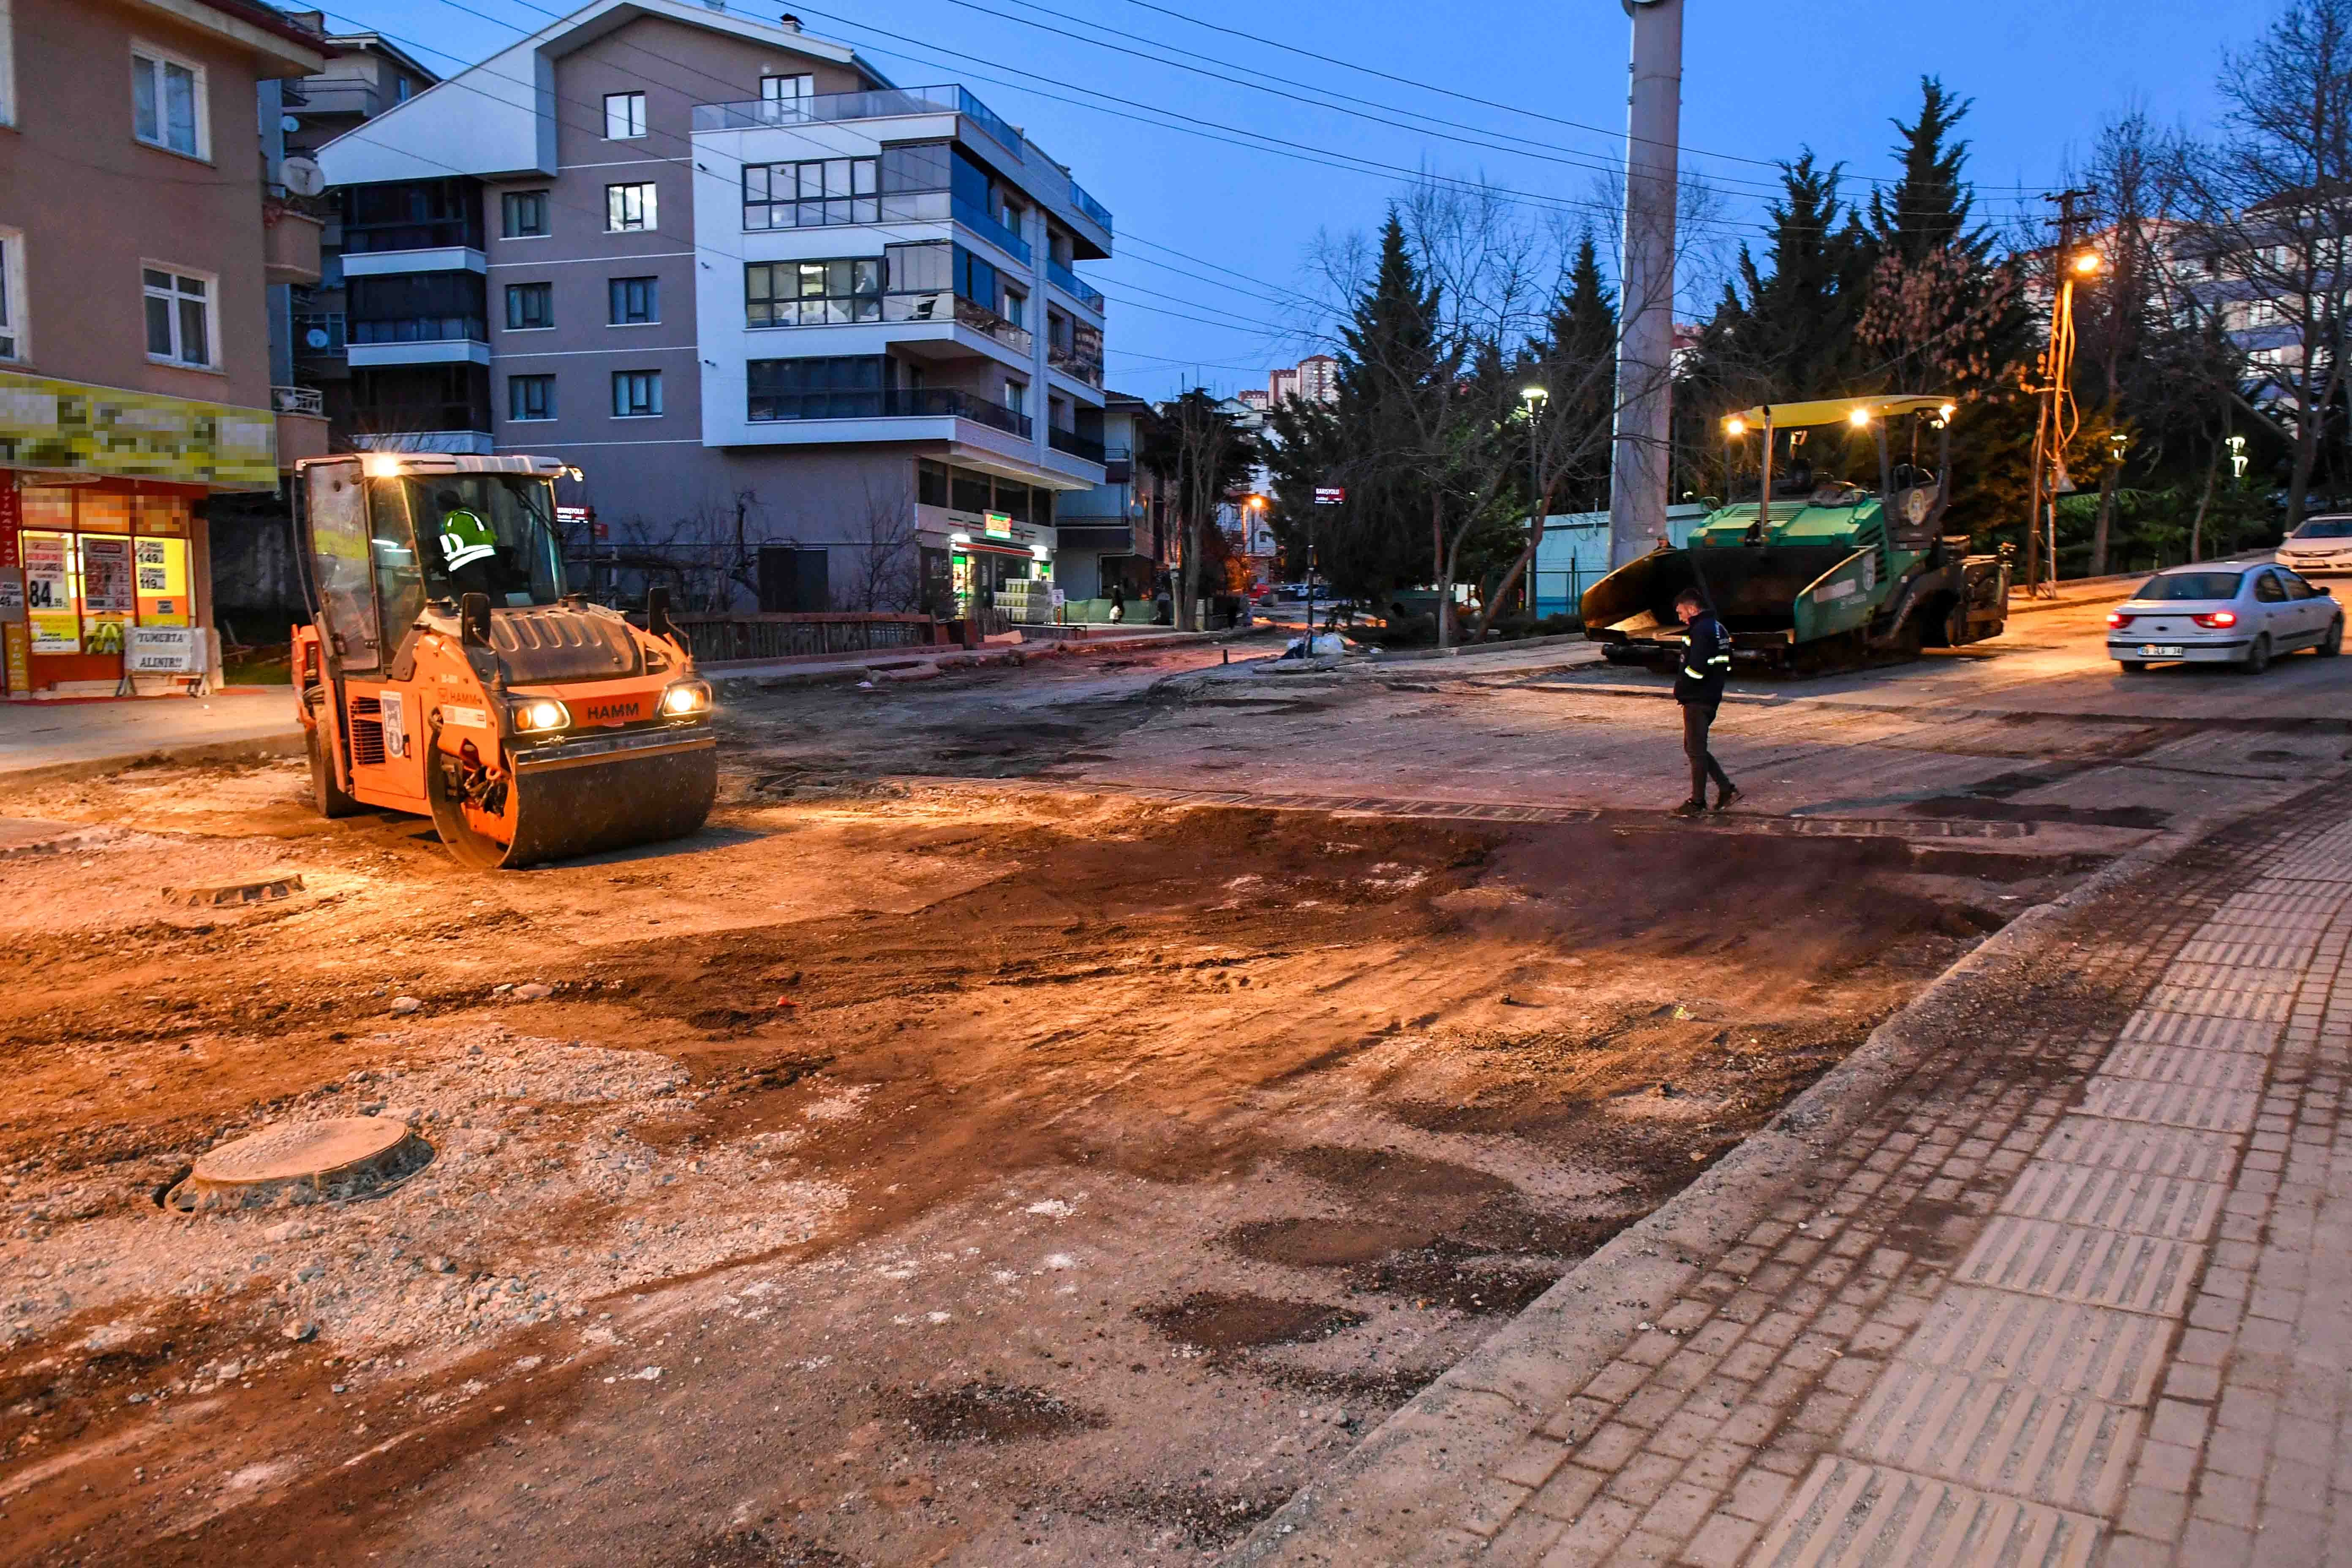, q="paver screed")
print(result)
[1372,782,2352,1566]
